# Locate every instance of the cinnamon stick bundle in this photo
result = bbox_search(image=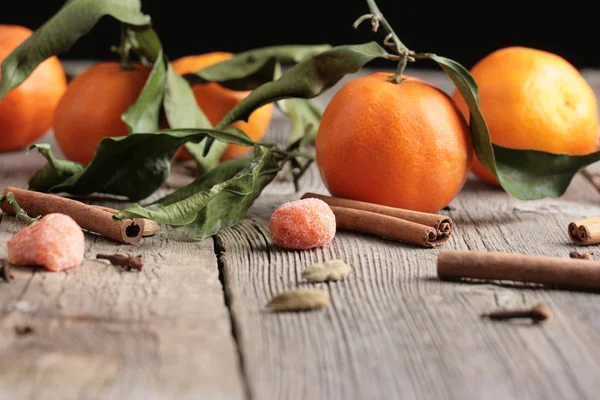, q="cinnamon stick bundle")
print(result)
[437,250,600,291]
[1,187,144,245]
[301,192,453,248]
[568,216,600,245]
